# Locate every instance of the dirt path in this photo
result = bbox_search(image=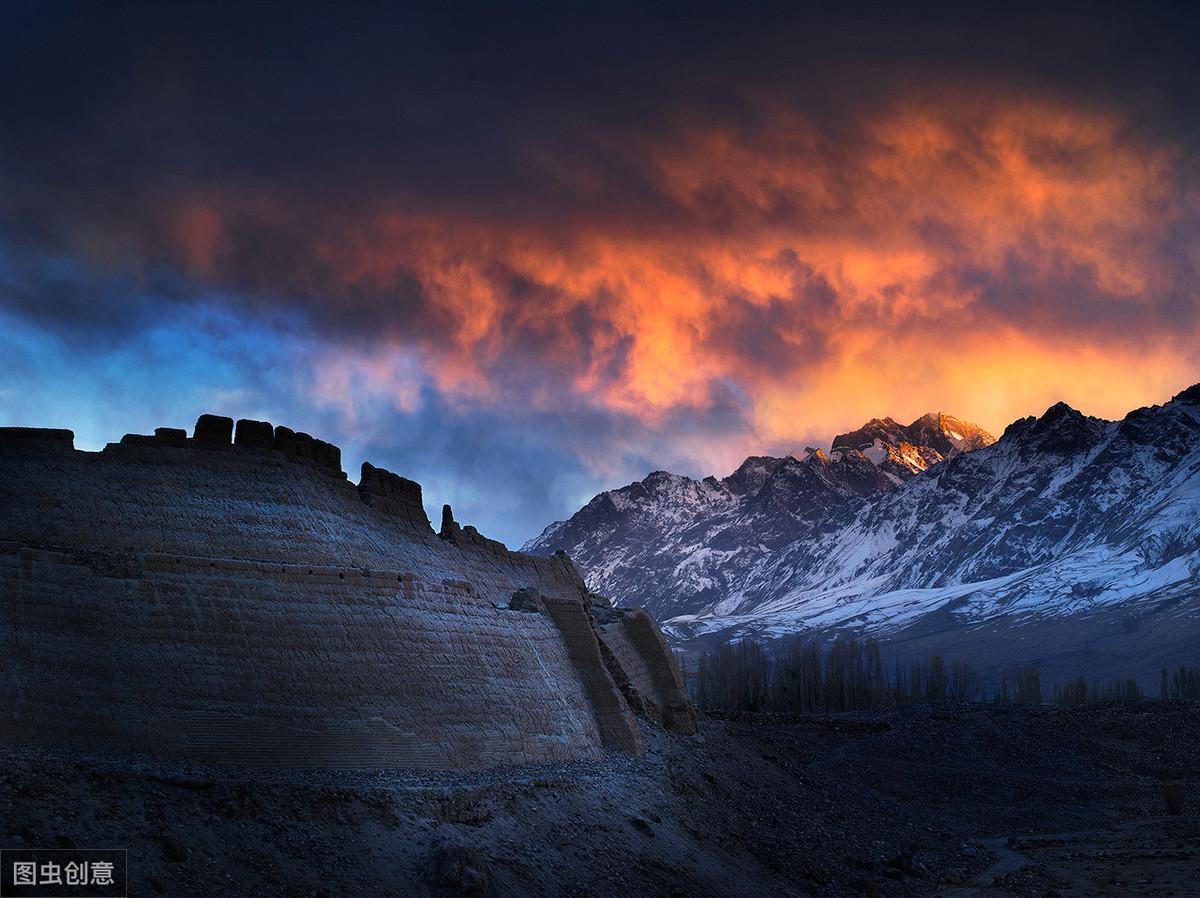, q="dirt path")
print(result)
[939,836,1029,895]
